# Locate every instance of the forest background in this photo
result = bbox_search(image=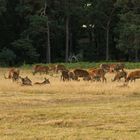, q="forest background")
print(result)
[0,0,139,66]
